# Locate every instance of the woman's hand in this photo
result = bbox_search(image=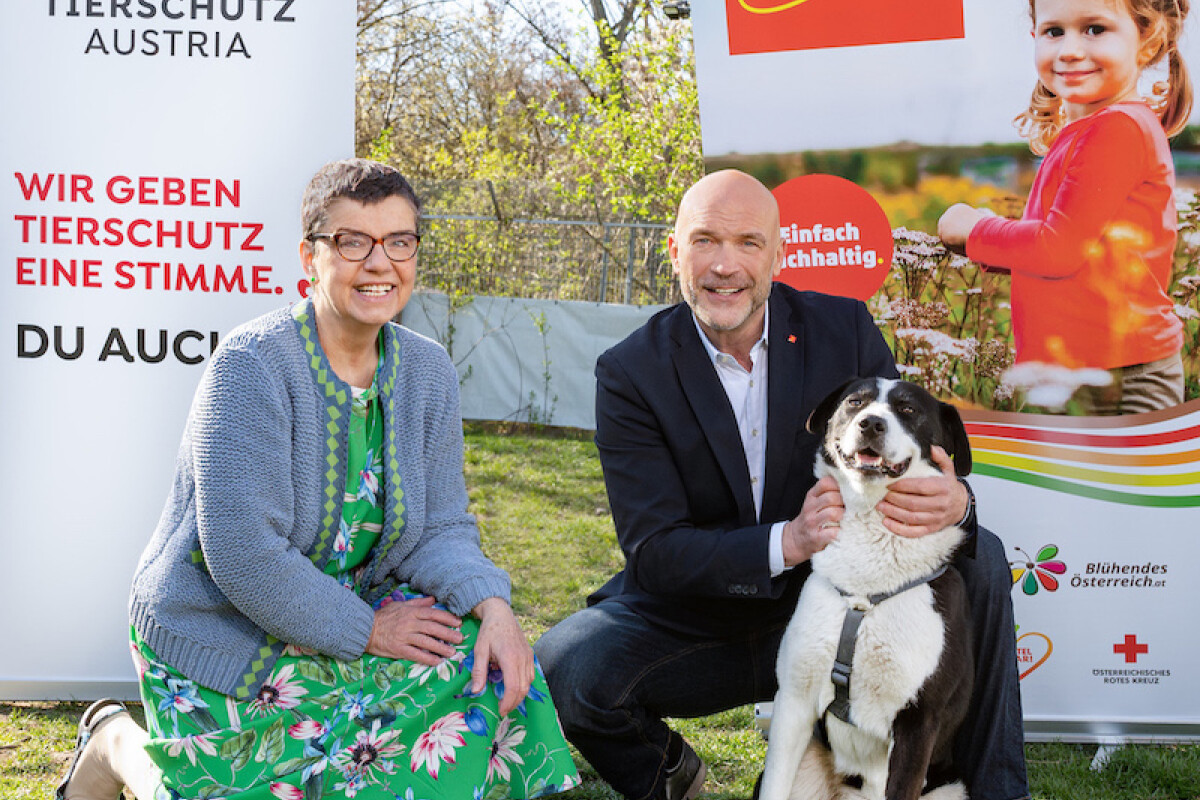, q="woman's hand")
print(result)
[470,597,534,717]
[365,595,463,664]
